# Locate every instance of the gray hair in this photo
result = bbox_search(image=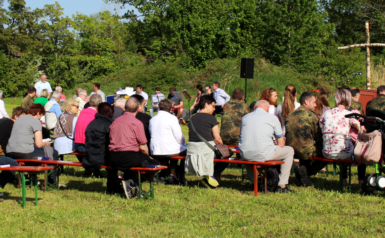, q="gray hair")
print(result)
[55,86,62,92]
[89,94,102,107]
[115,98,126,107]
[52,91,61,99]
[0,90,3,97]
[335,89,352,108]
[255,100,270,109]
[79,90,87,96]
[125,97,139,112]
